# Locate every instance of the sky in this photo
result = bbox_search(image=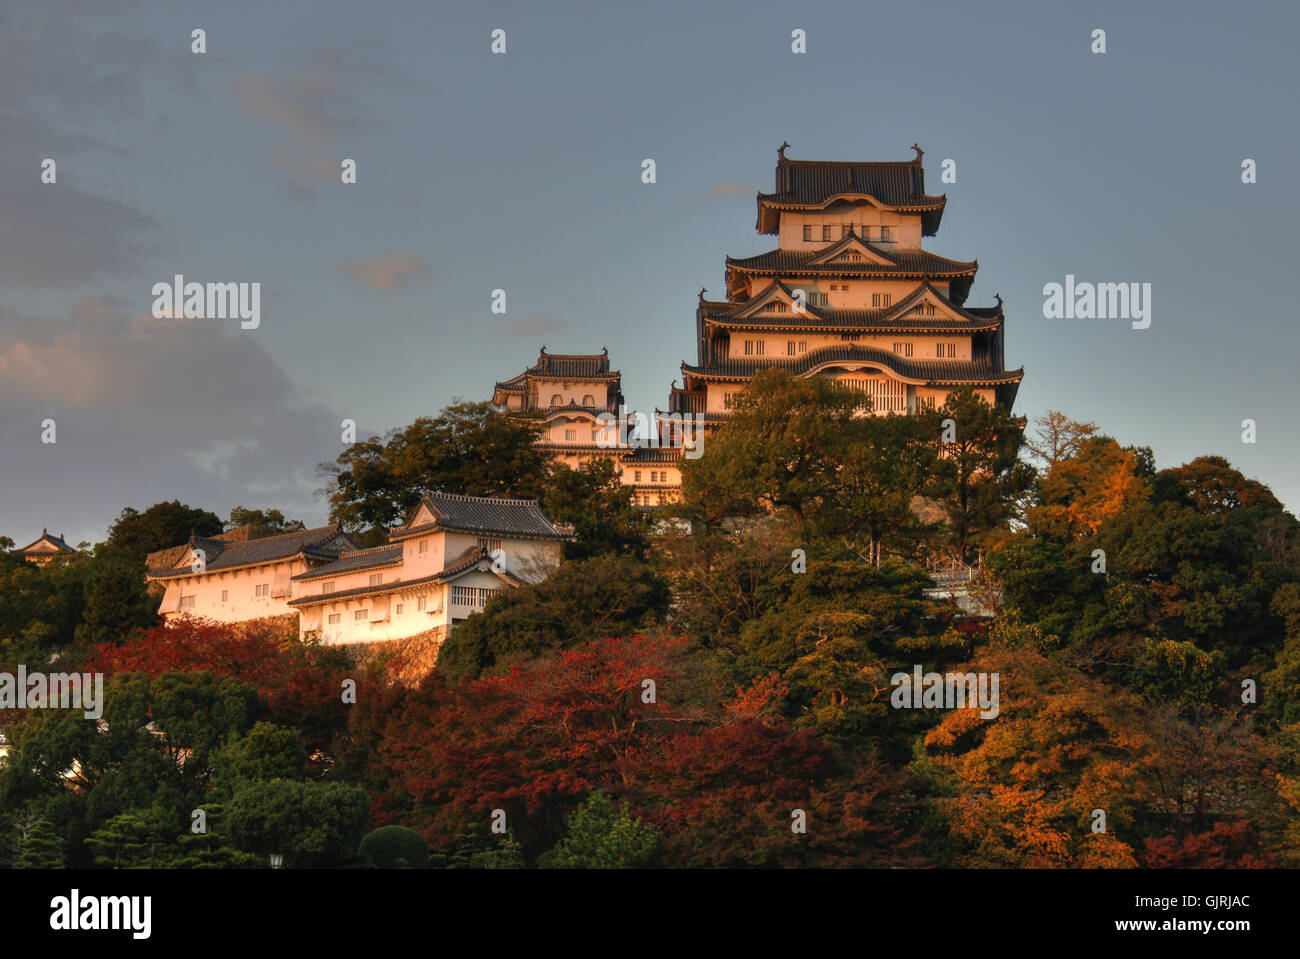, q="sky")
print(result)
[2,0,1297,546]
